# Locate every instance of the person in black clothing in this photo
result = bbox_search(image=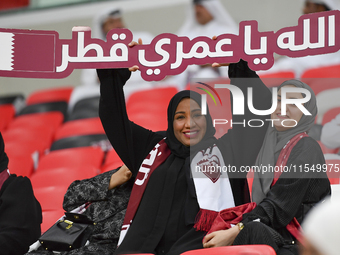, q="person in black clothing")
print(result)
[97,58,272,255]
[202,80,331,255]
[0,132,42,255]
[27,164,133,255]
